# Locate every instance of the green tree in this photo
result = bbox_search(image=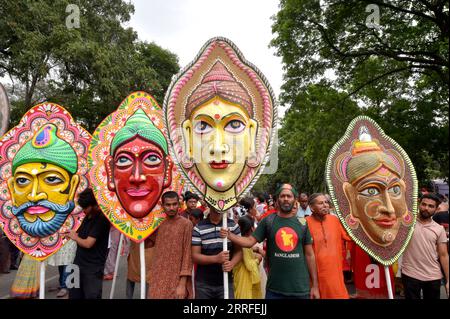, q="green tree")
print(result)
[270,0,449,189]
[256,83,361,194]
[0,0,179,132]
